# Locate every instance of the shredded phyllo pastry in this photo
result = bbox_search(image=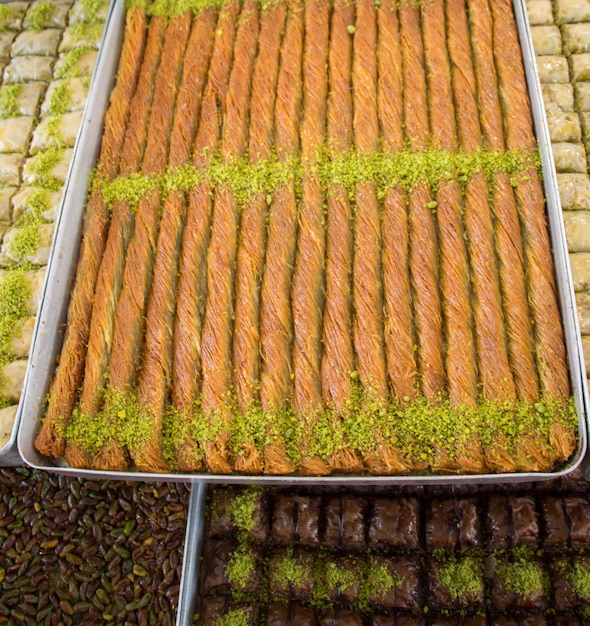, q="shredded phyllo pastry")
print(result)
[35,0,577,474]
